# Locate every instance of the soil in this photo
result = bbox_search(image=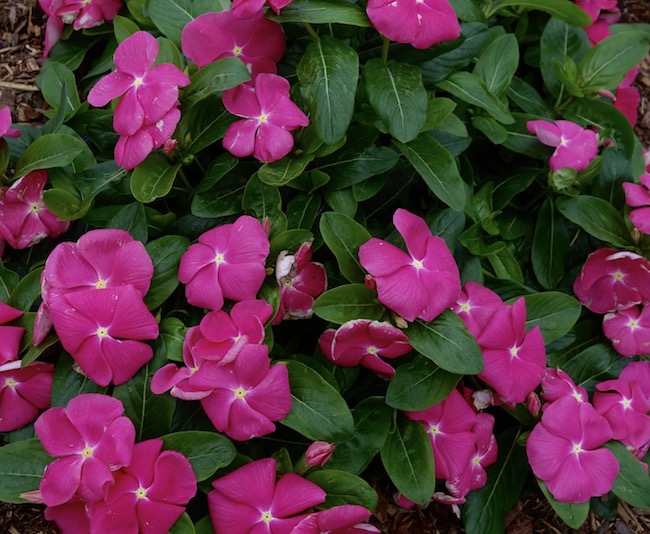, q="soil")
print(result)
[0,1,649,533]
